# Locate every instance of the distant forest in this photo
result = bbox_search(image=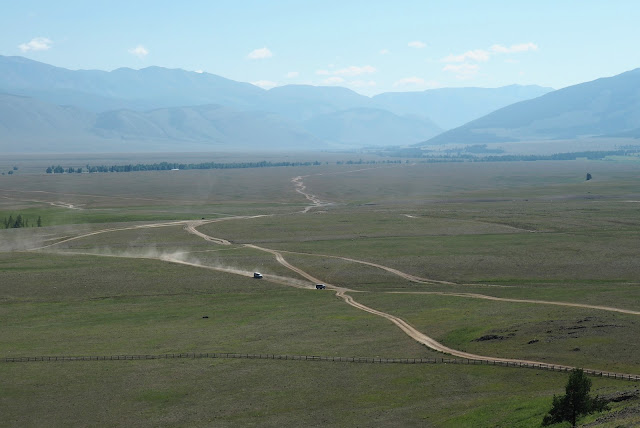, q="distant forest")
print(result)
[44,159,404,174]
[42,149,639,174]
